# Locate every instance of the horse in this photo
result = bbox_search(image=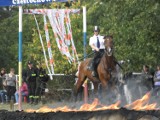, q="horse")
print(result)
[74,36,119,102]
